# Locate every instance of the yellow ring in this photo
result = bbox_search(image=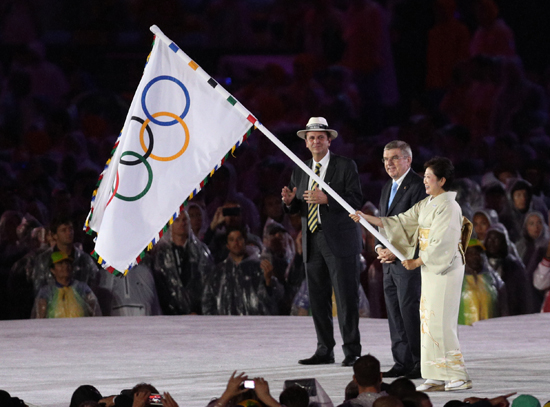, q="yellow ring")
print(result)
[140,111,190,161]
